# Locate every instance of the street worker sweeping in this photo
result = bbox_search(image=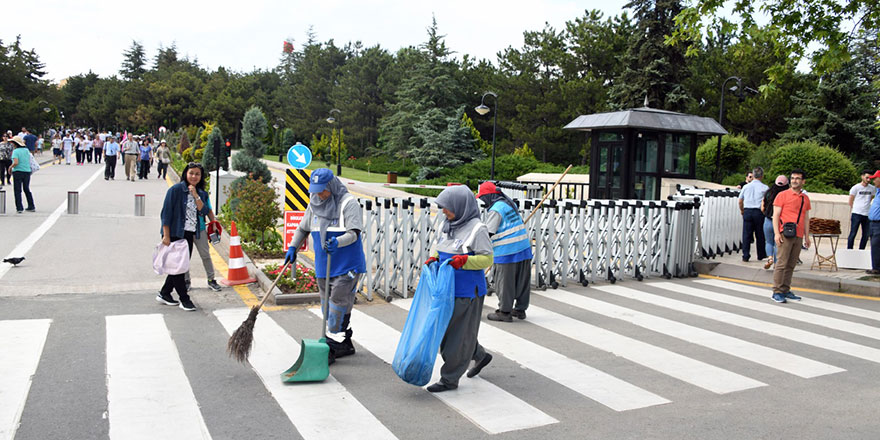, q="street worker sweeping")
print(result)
[477,181,533,322]
[284,168,366,365]
[423,185,494,392]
